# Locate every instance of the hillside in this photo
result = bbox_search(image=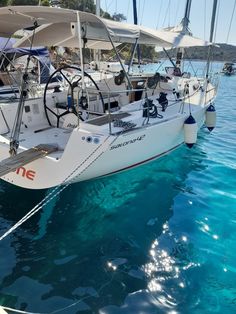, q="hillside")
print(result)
[156,43,236,62]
